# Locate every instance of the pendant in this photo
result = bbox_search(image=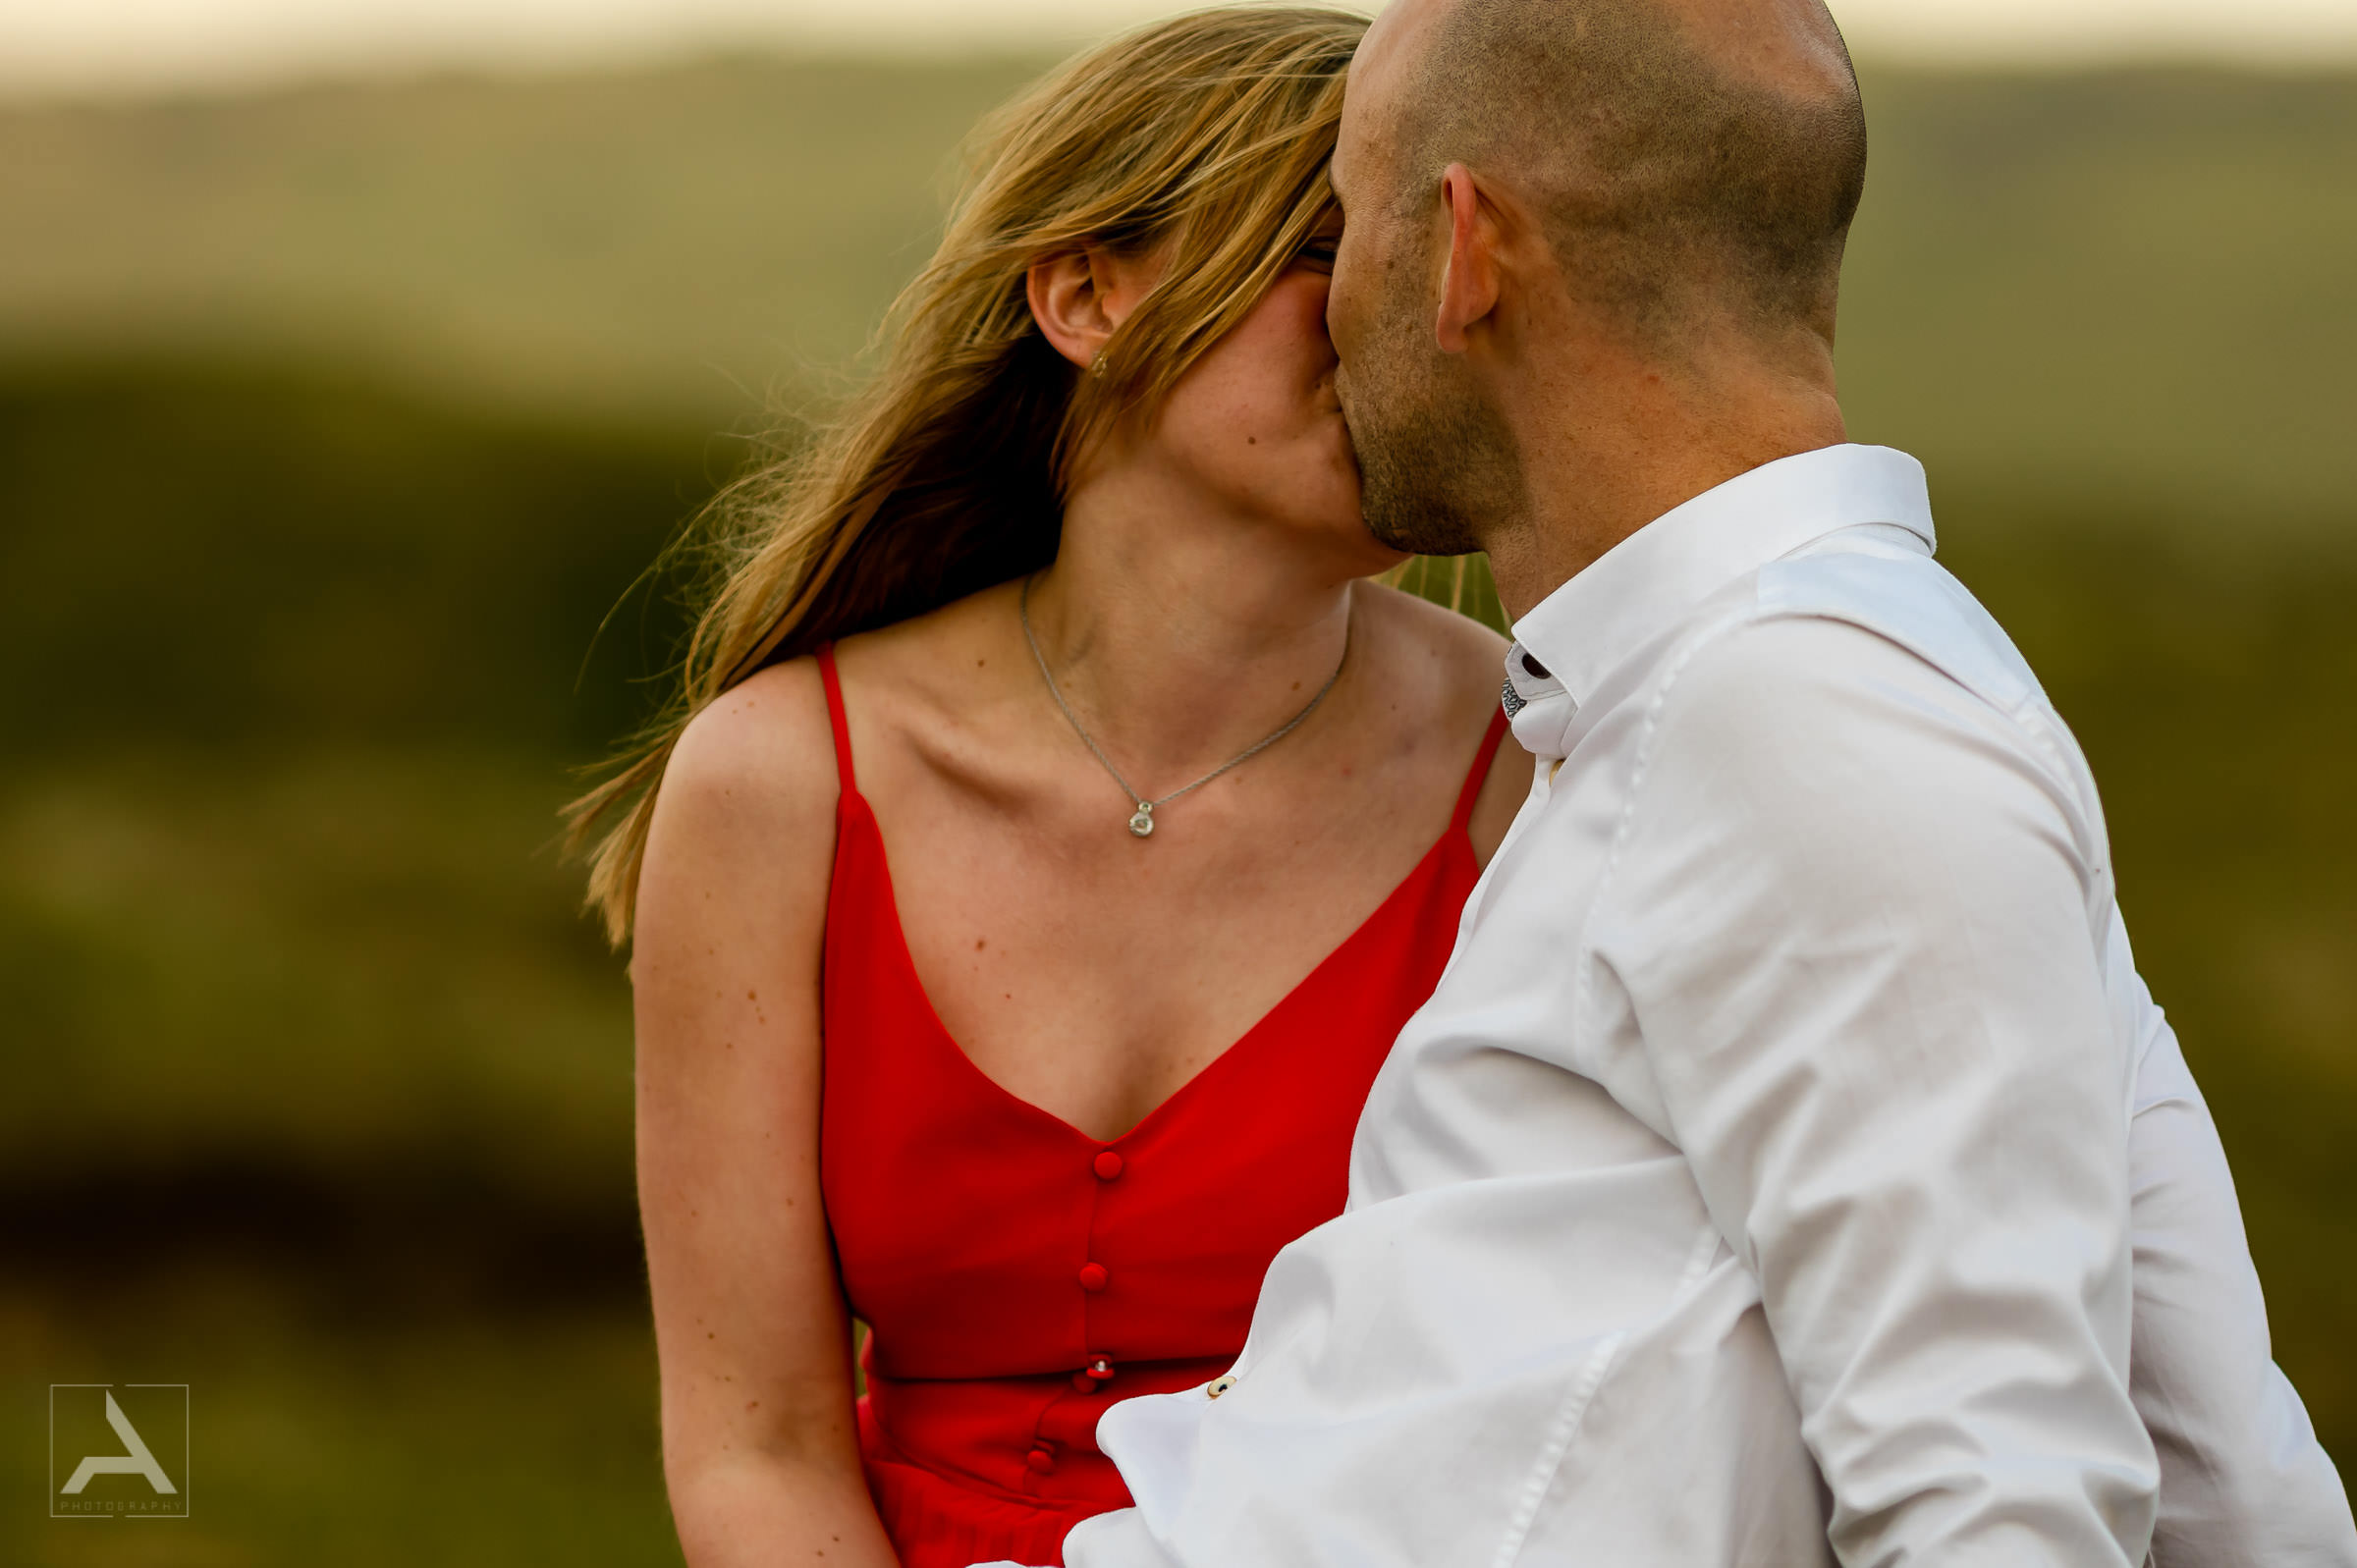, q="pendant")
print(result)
[1127,802,1155,838]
